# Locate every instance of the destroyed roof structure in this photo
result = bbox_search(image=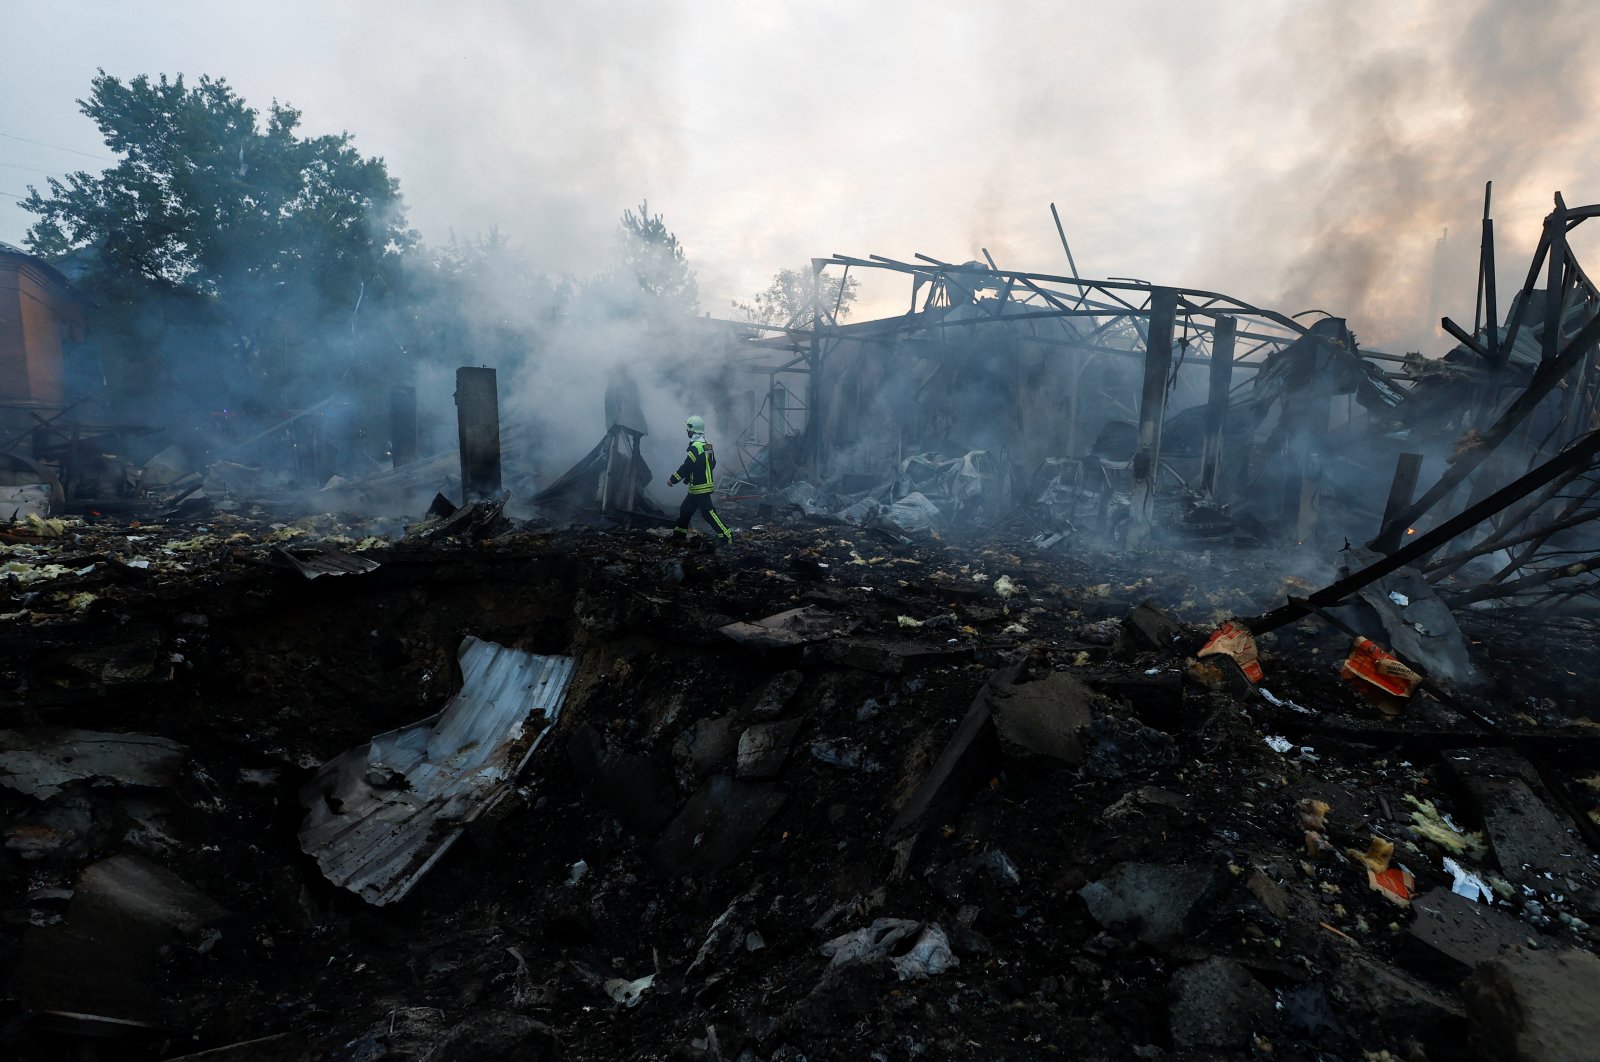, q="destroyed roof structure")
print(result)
[701,192,1600,610]
[710,251,1419,549]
